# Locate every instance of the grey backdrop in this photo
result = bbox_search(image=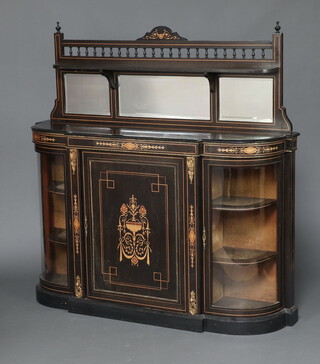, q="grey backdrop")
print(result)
[1,0,319,363]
